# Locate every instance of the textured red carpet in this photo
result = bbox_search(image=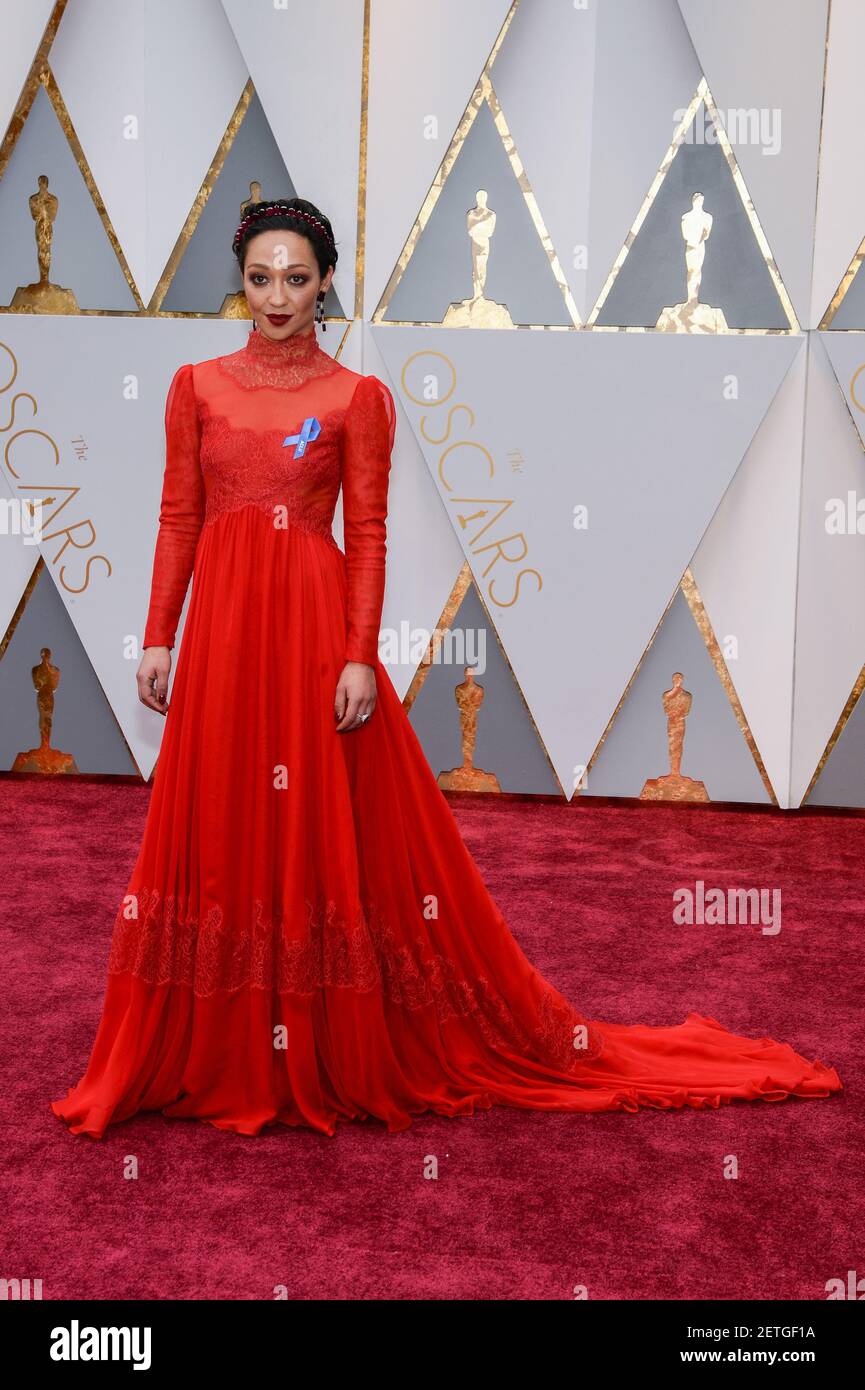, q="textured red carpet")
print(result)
[2,778,858,1300]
